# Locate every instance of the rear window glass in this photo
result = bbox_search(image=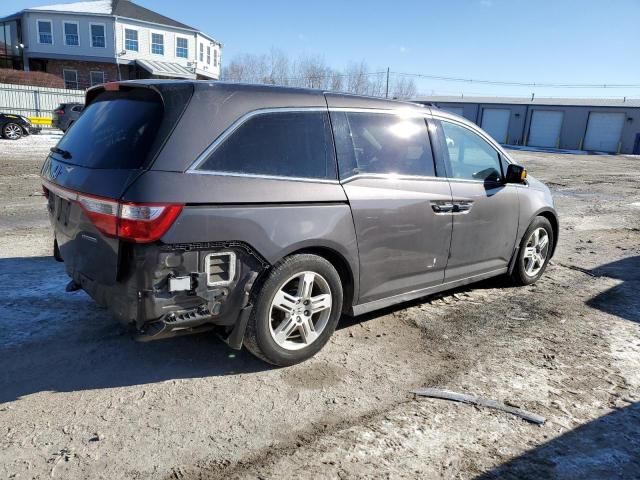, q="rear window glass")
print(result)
[198,111,337,180]
[53,90,163,169]
[331,111,435,179]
